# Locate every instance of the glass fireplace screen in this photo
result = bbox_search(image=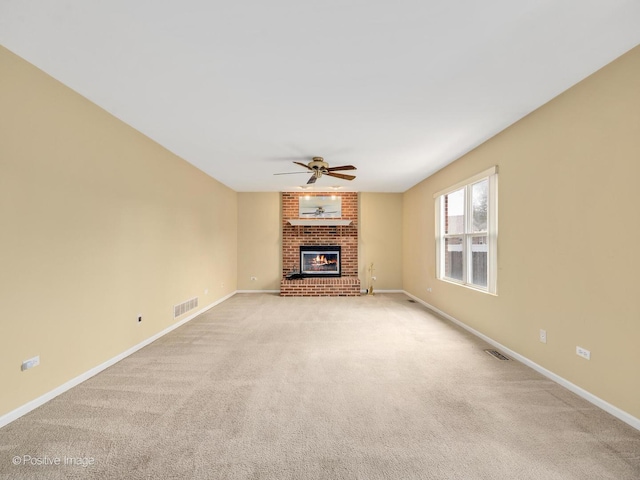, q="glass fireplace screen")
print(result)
[300,246,341,277]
